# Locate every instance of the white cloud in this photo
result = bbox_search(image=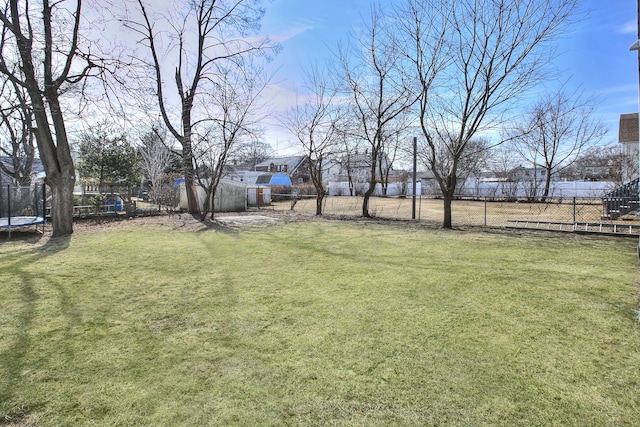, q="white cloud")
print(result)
[617,20,637,35]
[267,24,315,44]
